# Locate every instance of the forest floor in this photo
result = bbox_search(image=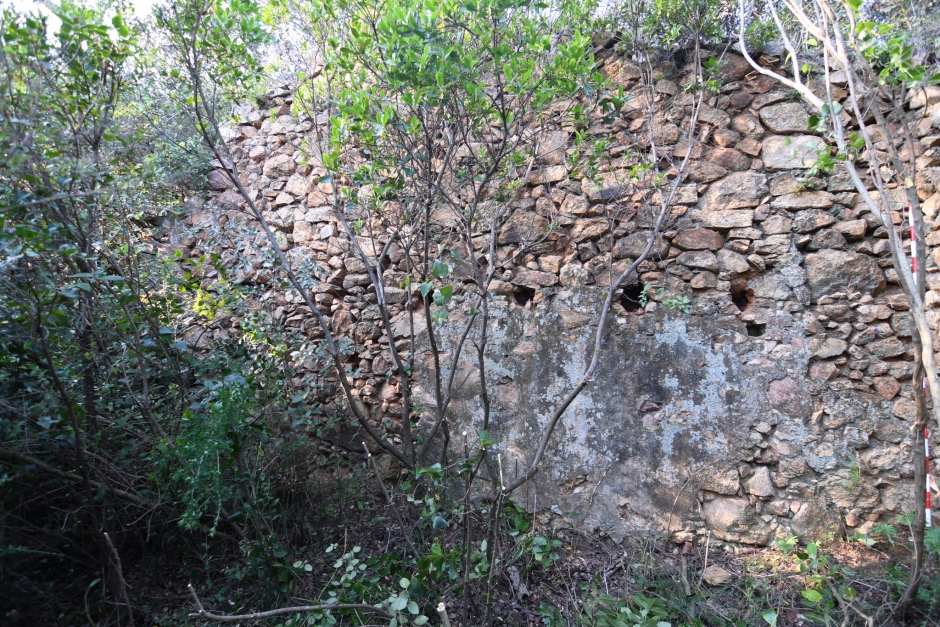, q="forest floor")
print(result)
[3,469,938,627]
